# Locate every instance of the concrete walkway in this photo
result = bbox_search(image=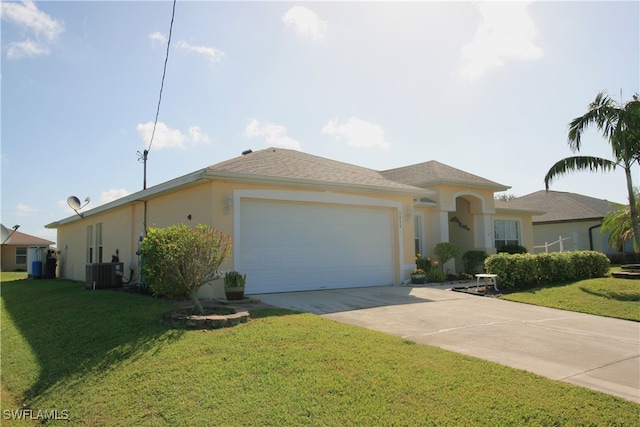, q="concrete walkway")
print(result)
[253,285,640,403]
